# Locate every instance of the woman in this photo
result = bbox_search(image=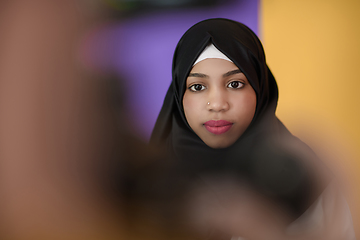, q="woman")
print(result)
[150,18,355,239]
